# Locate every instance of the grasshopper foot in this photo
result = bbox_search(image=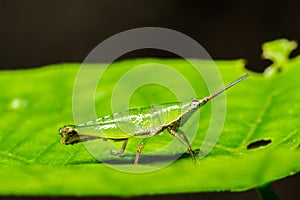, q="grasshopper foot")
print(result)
[108,150,124,156]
